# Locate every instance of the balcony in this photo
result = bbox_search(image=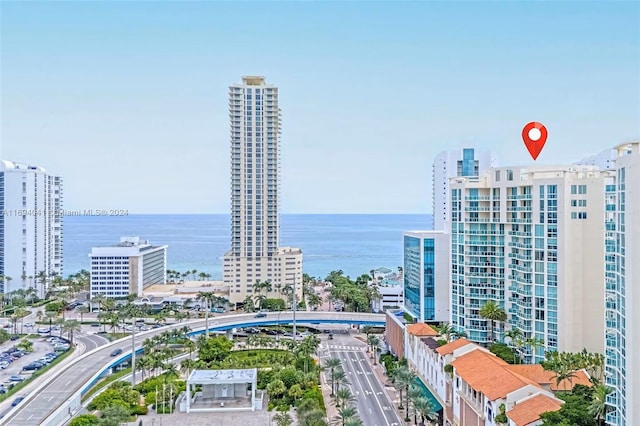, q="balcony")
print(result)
[465,196,491,201]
